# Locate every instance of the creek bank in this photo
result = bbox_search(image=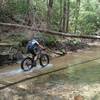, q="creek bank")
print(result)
[0,34,89,65]
[2,33,100,64]
[0,35,88,62]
